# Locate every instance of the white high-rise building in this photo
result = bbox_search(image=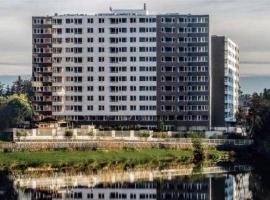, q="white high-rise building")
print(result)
[211,36,240,127]
[49,7,157,127]
[32,6,211,130]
